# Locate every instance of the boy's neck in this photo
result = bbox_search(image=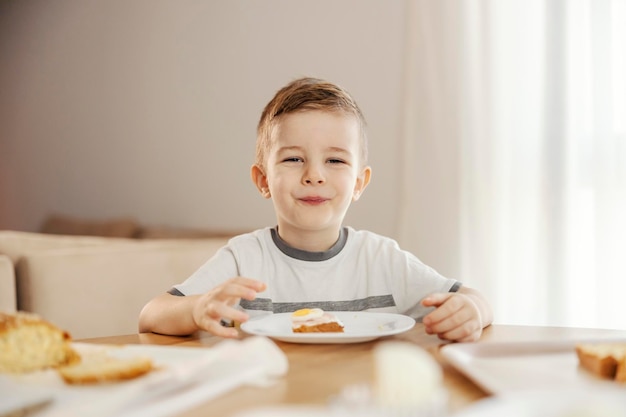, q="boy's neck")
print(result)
[275,225,342,252]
